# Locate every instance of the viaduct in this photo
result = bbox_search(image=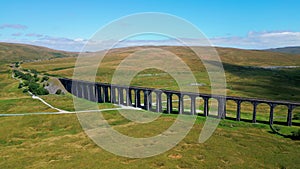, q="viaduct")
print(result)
[59,78,300,126]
